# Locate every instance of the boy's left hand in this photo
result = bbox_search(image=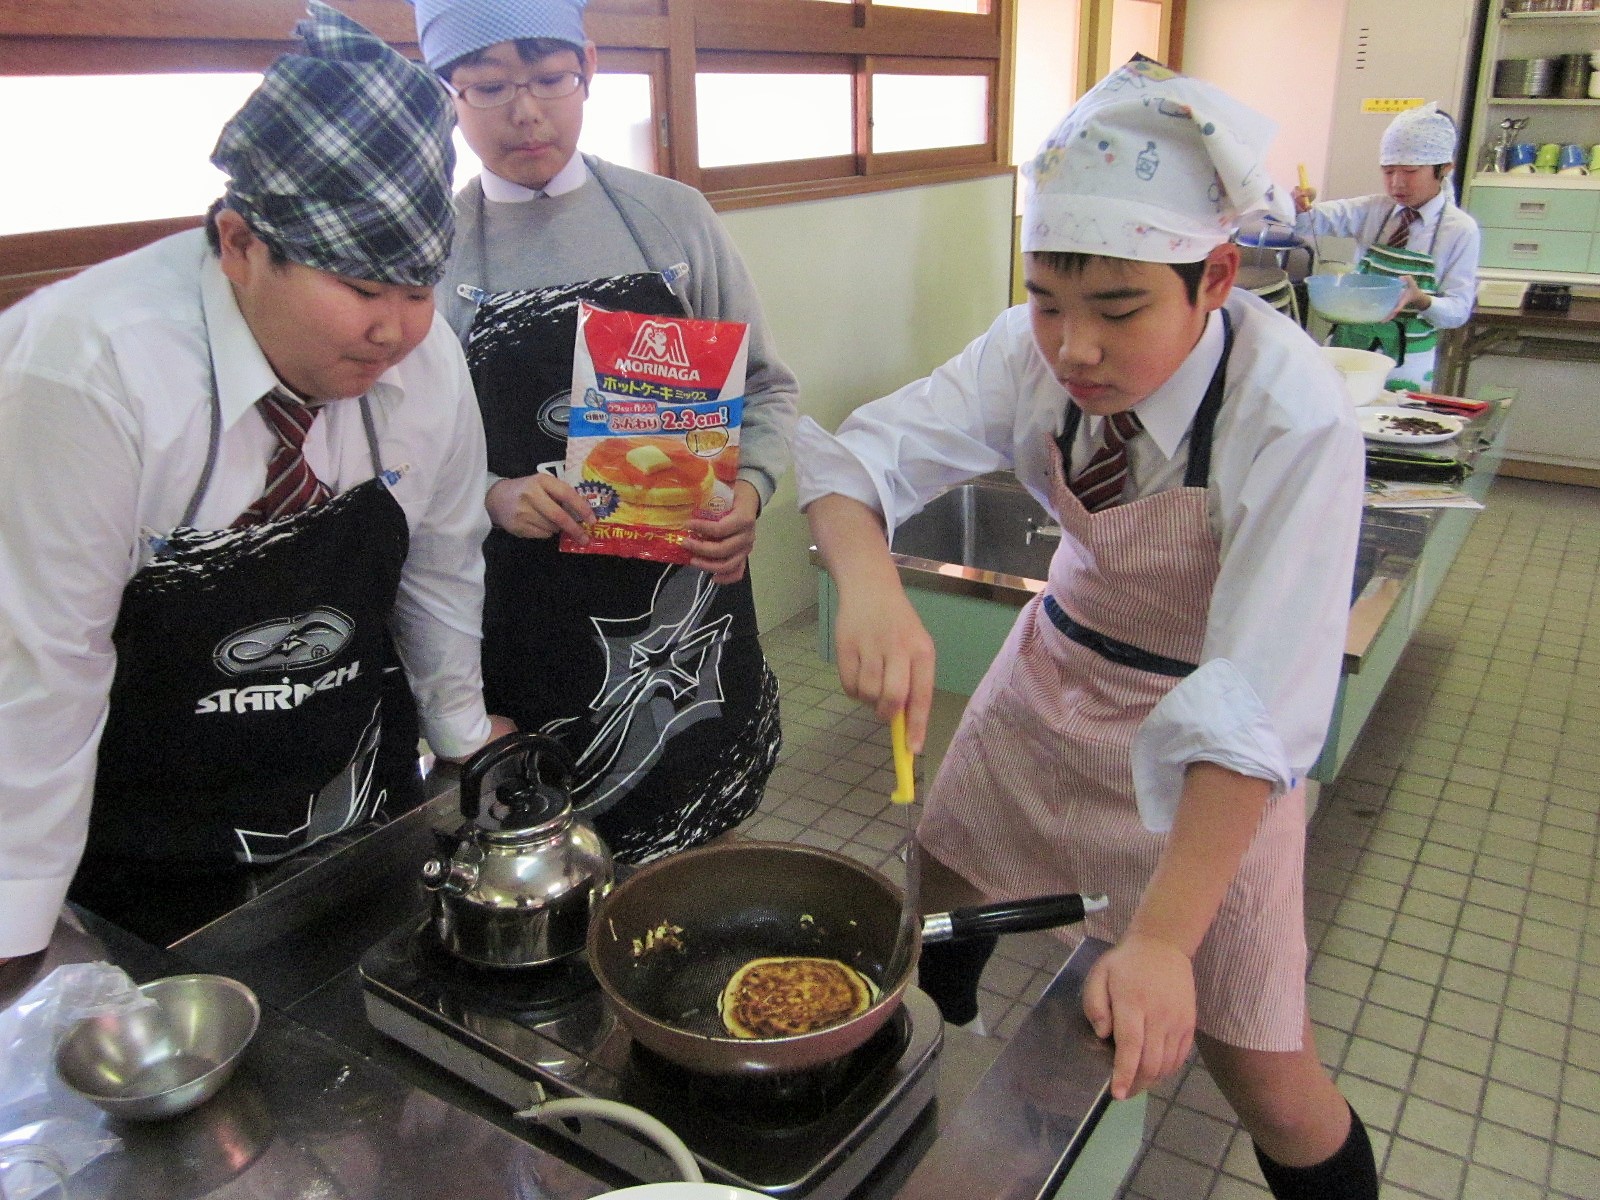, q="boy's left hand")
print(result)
[685,481,762,584]
[1389,274,1430,317]
[1082,931,1196,1101]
